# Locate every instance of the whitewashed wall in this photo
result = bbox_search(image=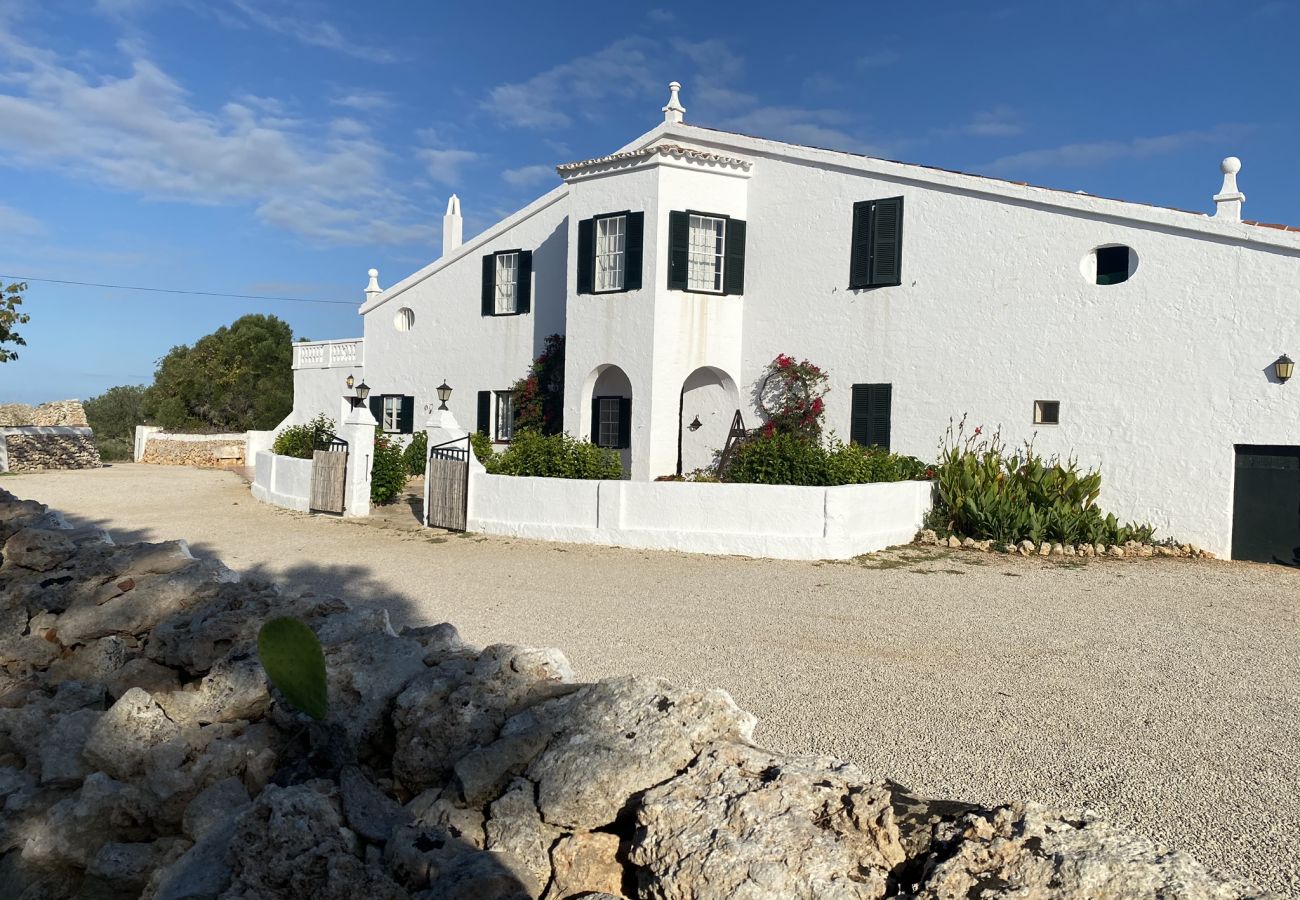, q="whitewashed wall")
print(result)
[250,450,313,512]
[467,473,933,560]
